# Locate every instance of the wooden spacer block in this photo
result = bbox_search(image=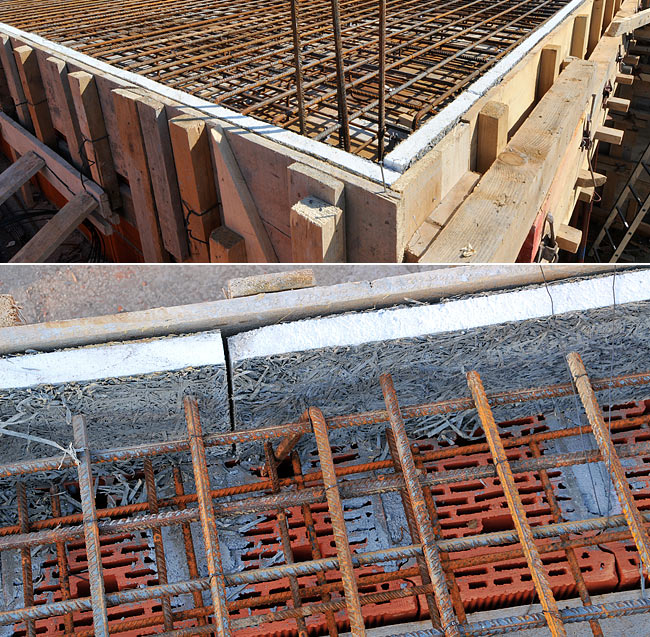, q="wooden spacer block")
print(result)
[616,73,635,85]
[578,186,595,202]
[537,45,562,101]
[209,226,247,263]
[576,168,607,187]
[594,125,625,145]
[561,56,579,71]
[556,224,583,253]
[290,196,345,263]
[623,54,641,66]
[226,269,315,299]
[570,14,589,59]
[605,96,631,112]
[476,101,509,173]
[288,162,345,209]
